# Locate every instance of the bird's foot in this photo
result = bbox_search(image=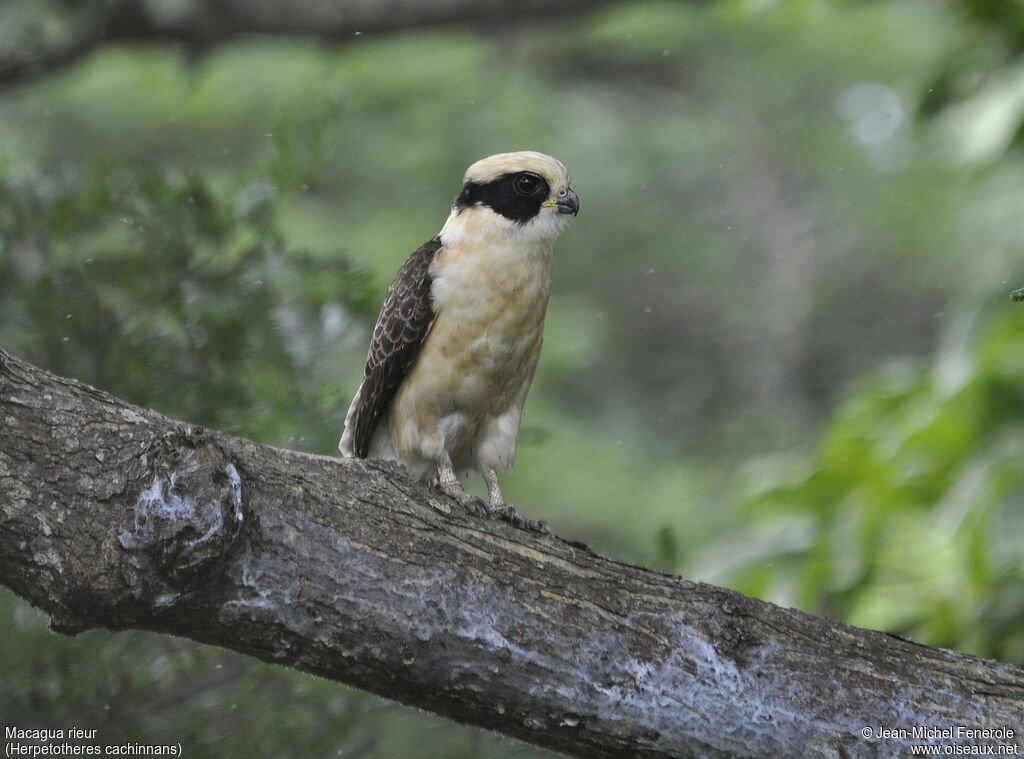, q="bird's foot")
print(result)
[452,494,550,534]
[486,503,551,534]
[479,469,547,533]
[431,479,488,518]
[432,458,487,518]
